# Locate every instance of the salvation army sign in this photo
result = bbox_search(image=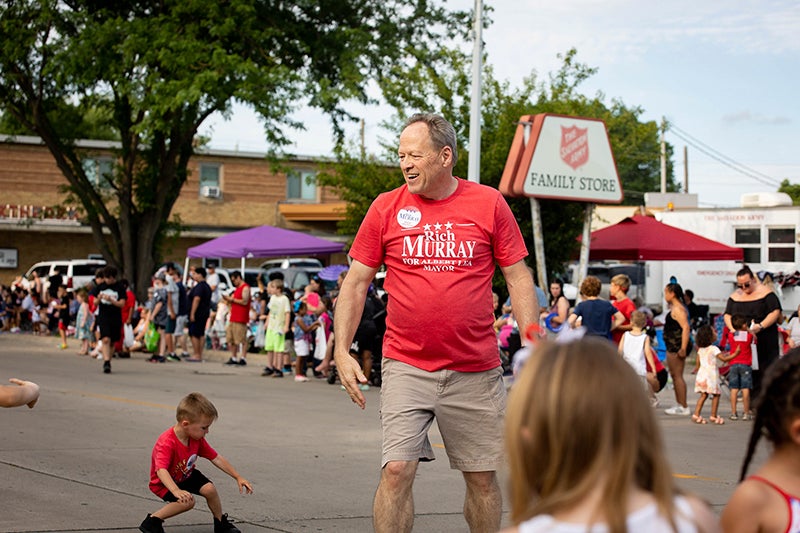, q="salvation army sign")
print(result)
[499,114,623,203]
